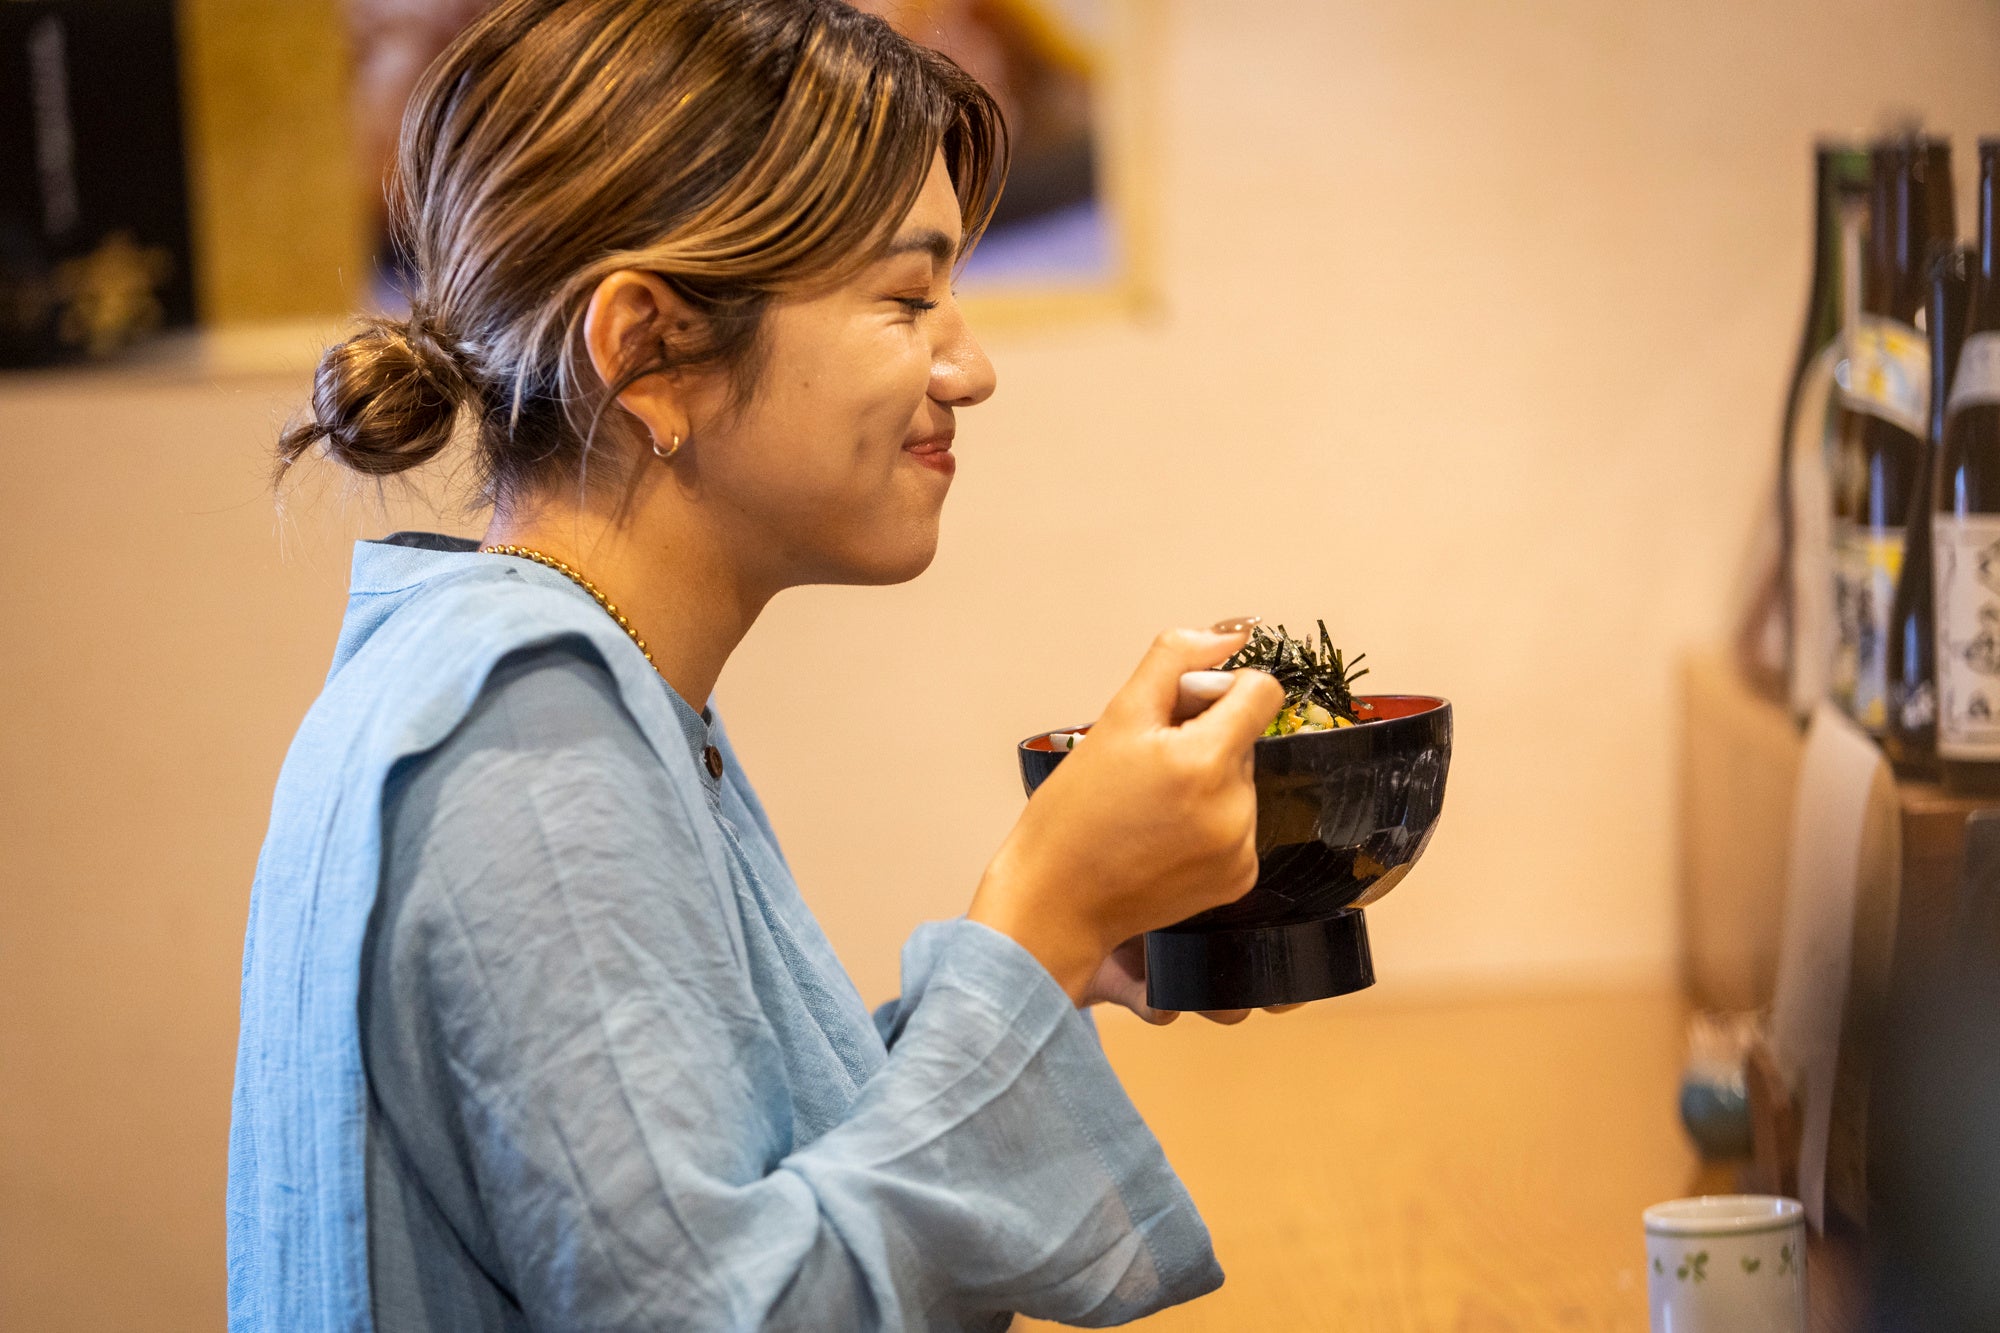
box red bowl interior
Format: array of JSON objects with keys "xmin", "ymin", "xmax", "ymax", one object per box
[
  {"xmin": 1020, "ymin": 694, "xmax": 1446, "ymax": 750},
  {"xmin": 1348, "ymin": 694, "xmax": 1447, "ymax": 722}
]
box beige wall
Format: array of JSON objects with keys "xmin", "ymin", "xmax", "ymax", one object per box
[{"xmin": 7, "ymin": 1, "xmax": 2000, "ymax": 1326}]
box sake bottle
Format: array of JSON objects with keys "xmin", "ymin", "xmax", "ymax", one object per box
[
  {"xmin": 1770, "ymin": 143, "xmax": 1869, "ymax": 709},
  {"xmin": 1885, "ymin": 246, "xmax": 1973, "ymax": 778},
  {"xmin": 1936, "ymin": 140, "xmax": 2000, "ymax": 795},
  {"xmin": 1832, "ymin": 136, "xmax": 1954, "ymax": 735},
  {"xmin": 1789, "ymin": 151, "xmax": 1874, "ymax": 723}
]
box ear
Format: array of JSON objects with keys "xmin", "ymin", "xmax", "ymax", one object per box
[{"xmin": 581, "ymin": 270, "xmax": 699, "ymax": 450}]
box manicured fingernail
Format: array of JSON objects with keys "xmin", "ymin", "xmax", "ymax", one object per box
[{"xmin": 1211, "ymin": 615, "xmax": 1260, "ymax": 634}]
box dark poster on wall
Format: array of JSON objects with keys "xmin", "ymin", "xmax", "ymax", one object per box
[{"xmin": 1, "ymin": 0, "xmax": 196, "ymax": 368}]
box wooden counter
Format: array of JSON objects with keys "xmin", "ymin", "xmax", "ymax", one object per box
[{"xmin": 1022, "ymin": 983, "xmax": 1698, "ymax": 1331}]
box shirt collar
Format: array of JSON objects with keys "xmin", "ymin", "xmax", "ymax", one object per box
[{"xmin": 348, "ymin": 531, "xmax": 481, "ymax": 594}]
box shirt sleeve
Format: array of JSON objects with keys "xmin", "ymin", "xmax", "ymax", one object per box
[
  {"xmin": 871, "ymin": 919, "xmax": 953, "ymax": 1048},
  {"xmin": 364, "ymin": 646, "xmax": 1222, "ymax": 1332}
]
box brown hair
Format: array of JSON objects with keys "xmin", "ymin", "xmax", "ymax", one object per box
[{"xmin": 278, "ymin": 0, "xmax": 1006, "ymax": 501}]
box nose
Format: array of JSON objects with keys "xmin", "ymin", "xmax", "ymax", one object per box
[{"xmin": 931, "ymin": 307, "xmax": 997, "ymax": 408}]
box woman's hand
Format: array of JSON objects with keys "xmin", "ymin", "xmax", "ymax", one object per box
[{"xmin": 968, "ymin": 624, "xmax": 1285, "ymax": 1004}]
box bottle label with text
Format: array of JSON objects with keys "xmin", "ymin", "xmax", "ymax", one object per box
[
  {"xmin": 1948, "ymin": 331, "xmax": 2000, "ymax": 416},
  {"xmin": 1933, "ymin": 513, "xmax": 2000, "ymax": 759},
  {"xmin": 1833, "ymin": 521, "xmax": 1904, "ymax": 734},
  {"xmin": 1838, "ymin": 316, "xmax": 1929, "ymax": 437}
]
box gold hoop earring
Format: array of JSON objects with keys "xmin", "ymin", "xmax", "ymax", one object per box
[{"xmin": 653, "ymin": 431, "xmax": 682, "ymax": 462}]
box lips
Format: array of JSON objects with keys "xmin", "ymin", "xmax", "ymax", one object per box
[{"xmin": 903, "ymin": 434, "xmax": 955, "ymax": 474}]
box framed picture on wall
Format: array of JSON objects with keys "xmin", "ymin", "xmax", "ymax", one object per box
[
  {"xmin": 852, "ymin": 0, "xmax": 1160, "ymax": 325},
  {"xmin": 1, "ymin": 0, "xmax": 197, "ymax": 367},
  {"xmin": 346, "ymin": 0, "xmax": 1159, "ymax": 324}
]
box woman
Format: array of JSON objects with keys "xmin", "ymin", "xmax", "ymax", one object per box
[{"xmin": 228, "ymin": 1, "xmax": 1284, "ymax": 1328}]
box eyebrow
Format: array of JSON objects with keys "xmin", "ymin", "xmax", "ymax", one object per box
[{"xmin": 881, "ymin": 227, "xmax": 959, "ymax": 267}]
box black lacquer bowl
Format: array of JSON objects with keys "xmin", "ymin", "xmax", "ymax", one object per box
[{"xmin": 1018, "ymin": 695, "xmax": 1452, "ymax": 1011}]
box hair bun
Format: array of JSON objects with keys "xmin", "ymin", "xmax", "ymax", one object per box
[{"xmin": 276, "ymin": 315, "xmax": 471, "ymax": 477}]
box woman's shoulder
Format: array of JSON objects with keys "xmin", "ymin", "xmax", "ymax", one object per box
[
  {"xmin": 439, "ymin": 640, "xmax": 640, "ymax": 759},
  {"xmin": 369, "ymin": 636, "xmax": 761, "ymax": 1018},
  {"xmin": 380, "ymin": 642, "xmax": 688, "ymax": 898},
  {"xmin": 293, "ymin": 539, "xmax": 689, "ymax": 786},
  {"xmin": 260, "ymin": 545, "xmax": 714, "ymax": 901},
  {"xmin": 386, "ymin": 642, "xmax": 689, "ymax": 850}
]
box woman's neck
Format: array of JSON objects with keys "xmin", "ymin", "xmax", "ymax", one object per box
[{"xmin": 482, "ymin": 487, "xmax": 774, "ymax": 716}]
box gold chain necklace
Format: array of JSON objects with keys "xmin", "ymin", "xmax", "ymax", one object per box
[{"xmin": 479, "ymin": 544, "xmax": 653, "ymax": 666}]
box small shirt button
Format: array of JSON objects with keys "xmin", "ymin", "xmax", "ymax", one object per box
[{"xmin": 703, "ymin": 745, "xmax": 724, "ymax": 780}]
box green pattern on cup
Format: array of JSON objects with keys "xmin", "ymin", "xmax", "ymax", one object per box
[
  {"xmin": 1653, "ymin": 1256, "xmax": 1664, "ymax": 1275},
  {"xmin": 1778, "ymin": 1242, "xmax": 1797, "ymax": 1276},
  {"xmin": 1675, "ymin": 1250, "xmax": 1710, "ymax": 1283},
  {"xmin": 1741, "ymin": 1255, "xmax": 1761, "ymax": 1273}
]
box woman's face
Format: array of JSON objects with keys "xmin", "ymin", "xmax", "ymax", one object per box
[{"xmin": 686, "ymin": 152, "xmax": 996, "ymax": 590}]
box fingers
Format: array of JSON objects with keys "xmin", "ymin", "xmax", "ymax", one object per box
[
  {"xmin": 1143, "ymin": 1005, "xmax": 1298, "ymax": 1024},
  {"xmin": 1094, "ymin": 968, "xmax": 1178, "ymax": 1025},
  {"xmin": 1171, "ymin": 670, "xmax": 1238, "ymax": 723},
  {"xmin": 1101, "ymin": 625, "xmax": 1256, "ymax": 728},
  {"xmin": 1180, "ymin": 667, "xmax": 1285, "ymax": 748}
]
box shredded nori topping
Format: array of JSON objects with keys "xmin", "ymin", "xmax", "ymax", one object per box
[{"xmin": 1222, "ymin": 620, "xmax": 1369, "ymax": 724}]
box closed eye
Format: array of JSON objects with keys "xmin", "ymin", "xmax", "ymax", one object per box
[{"xmin": 896, "ymin": 297, "xmax": 940, "ymax": 314}]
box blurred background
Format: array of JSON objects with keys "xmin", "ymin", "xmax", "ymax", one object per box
[{"xmin": 8, "ymin": 0, "xmax": 2000, "ymax": 1328}]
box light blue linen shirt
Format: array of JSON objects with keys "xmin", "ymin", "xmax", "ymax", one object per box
[{"xmin": 227, "ymin": 533, "xmax": 1223, "ymax": 1331}]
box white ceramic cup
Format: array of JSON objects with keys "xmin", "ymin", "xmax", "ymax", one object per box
[{"xmin": 1643, "ymin": 1195, "xmax": 1806, "ymax": 1333}]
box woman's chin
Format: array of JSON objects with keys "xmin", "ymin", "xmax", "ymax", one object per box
[
  {"xmin": 854, "ymin": 542, "xmax": 940, "ymax": 586},
  {"xmin": 835, "ymin": 525, "xmax": 942, "ymax": 586}
]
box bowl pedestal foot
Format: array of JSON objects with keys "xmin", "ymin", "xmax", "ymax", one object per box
[{"xmin": 1145, "ymin": 909, "xmax": 1374, "ymax": 1012}]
